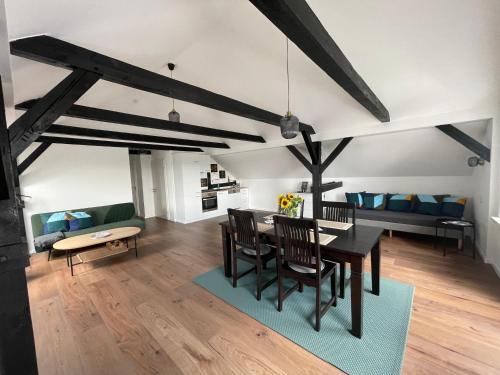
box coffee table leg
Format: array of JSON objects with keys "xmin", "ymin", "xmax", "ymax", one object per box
[
  {"xmin": 134, "ymin": 236, "xmax": 138, "ymax": 258},
  {"xmin": 66, "ymin": 250, "xmax": 69, "ymax": 267},
  {"xmin": 69, "ymin": 250, "xmax": 74, "ymax": 276}
]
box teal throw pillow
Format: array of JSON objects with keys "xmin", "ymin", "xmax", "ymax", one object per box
[
  {"xmin": 362, "ymin": 193, "xmax": 386, "ymax": 210},
  {"xmin": 345, "ymin": 192, "xmax": 363, "ymax": 208},
  {"xmin": 387, "ymin": 194, "xmax": 413, "ymax": 212},
  {"xmin": 44, "ymin": 212, "xmax": 69, "ymax": 234},
  {"xmin": 441, "ymin": 196, "xmax": 467, "ymax": 218},
  {"xmin": 67, "ymin": 211, "xmax": 93, "ymax": 231}
]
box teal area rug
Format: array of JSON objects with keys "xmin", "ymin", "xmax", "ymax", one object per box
[{"xmin": 194, "ymin": 261, "xmax": 414, "ymax": 375}]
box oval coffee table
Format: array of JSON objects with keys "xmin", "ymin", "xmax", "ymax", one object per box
[{"xmin": 53, "ymin": 226, "xmax": 141, "ymax": 276}]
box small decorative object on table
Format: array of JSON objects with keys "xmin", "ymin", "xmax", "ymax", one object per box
[
  {"xmin": 277, "ymin": 192, "xmax": 304, "ymax": 218},
  {"xmin": 91, "ymin": 231, "xmax": 111, "ymax": 239}
]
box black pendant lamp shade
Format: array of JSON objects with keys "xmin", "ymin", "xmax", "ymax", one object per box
[
  {"xmin": 168, "ymin": 63, "xmax": 180, "ymax": 123},
  {"xmin": 280, "ymin": 39, "xmax": 299, "ymax": 139}
]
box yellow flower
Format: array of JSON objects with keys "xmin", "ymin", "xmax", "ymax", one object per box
[
  {"xmin": 281, "ymin": 198, "xmax": 290, "ymax": 209},
  {"xmin": 278, "ymin": 193, "xmax": 285, "ymax": 204},
  {"xmin": 287, "ymin": 193, "xmax": 295, "ymax": 200}
]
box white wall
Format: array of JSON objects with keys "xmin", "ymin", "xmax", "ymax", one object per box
[
  {"xmin": 19, "ymin": 144, "xmax": 133, "ymax": 252},
  {"xmin": 486, "ymin": 111, "xmax": 500, "ymax": 276}
]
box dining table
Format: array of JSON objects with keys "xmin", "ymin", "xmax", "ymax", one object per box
[{"xmin": 219, "ymin": 210, "xmax": 383, "ymax": 338}]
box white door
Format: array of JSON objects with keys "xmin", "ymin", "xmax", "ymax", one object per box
[
  {"xmin": 151, "ymin": 158, "xmax": 166, "ymax": 218},
  {"xmin": 129, "ymin": 154, "xmax": 145, "ymax": 217},
  {"xmin": 140, "ymin": 154, "xmax": 155, "ymax": 218}
]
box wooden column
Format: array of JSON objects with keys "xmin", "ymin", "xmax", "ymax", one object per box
[{"xmin": 0, "ymin": 77, "xmax": 38, "ymax": 374}]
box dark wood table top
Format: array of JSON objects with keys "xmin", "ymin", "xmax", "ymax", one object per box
[{"xmin": 220, "ymin": 210, "xmax": 383, "ymax": 257}]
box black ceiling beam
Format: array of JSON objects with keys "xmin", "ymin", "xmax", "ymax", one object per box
[
  {"xmin": 320, "ymin": 137, "xmax": 353, "ymax": 173},
  {"xmin": 320, "ymin": 181, "xmax": 343, "ymax": 193},
  {"xmin": 45, "ymin": 124, "xmax": 229, "ymax": 149},
  {"xmin": 8, "ymin": 69, "xmax": 100, "ymax": 158},
  {"xmin": 17, "ymin": 100, "xmax": 265, "ymax": 144},
  {"xmin": 250, "ymin": 0, "xmax": 389, "ymax": 123},
  {"xmin": 286, "ymin": 145, "xmax": 312, "ymax": 173},
  {"xmin": 10, "ymin": 35, "xmax": 315, "ymax": 134},
  {"xmin": 436, "ymin": 124, "xmax": 491, "ymax": 162},
  {"xmin": 17, "ymin": 142, "xmax": 51, "ymax": 175},
  {"xmin": 37, "ymin": 136, "xmax": 203, "ymax": 152},
  {"xmin": 301, "ymin": 131, "xmax": 318, "ymax": 165}
]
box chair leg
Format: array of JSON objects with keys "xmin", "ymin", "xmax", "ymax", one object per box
[
  {"xmin": 232, "ymin": 253, "xmax": 238, "ymax": 288},
  {"xmin": 315, "ymin": 286, "xmax": 321, "ymax": 332},
  {"xmin": 339, "ymin": 262, "xmax": 345, "ymax": 299},
  {"xmin": 298, "ymin": 282, "xmax": 304, "ymax": 293},
  {"xmin": 256, "ymin": 264, "xmax": 262, "ymax": 301},
  {"xmin": 277, "ymin": 275, "xmax": 283, "ymax": 312},
  {"xmin": 47, "ymin": 249, "xmax": 52, "ymax": 261},
  {"xmin": 332, "ymin": 267, "xmax": 337, "ymax": 307}
]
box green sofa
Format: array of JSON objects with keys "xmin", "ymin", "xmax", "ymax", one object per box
[{"xmin": 31, "ymin": 202, "xmax": 145, "ymax": 254}]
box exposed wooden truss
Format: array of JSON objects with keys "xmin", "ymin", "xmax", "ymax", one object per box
[
  {"xmin": 8, "ymin": 69, "xmax": 100, "ymax": 158},
  {"xmin": 11, "ymin": 35, "xmax": 315, "ymax": 133},
  {"xmin": 288, "ymin": 135, "xmax": 351, "ymax": 218},
  {"xmin": 17, "ymin": 100, "xmax": 265, "ymax": 144},
  {"xmin": 17, "ymin": 142, "xmax": 51, "ymax": 175},
  {"xmin": 436, "ymin": 124, "xmax": 491, "ymax": 162},
  {"xmin": 37, "ymin": 136, "xmax": 203, "ymax": 152},
  {"xmin": 45, "ymin": 124, "xmax": 229, "ymax": 149},
  {"xmin": 250, "ymin": 0, "xmax": 389, "ymax": 122}
]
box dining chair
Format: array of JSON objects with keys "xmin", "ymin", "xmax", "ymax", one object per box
[
  {"xmin": 320, "ymin": 201, "xmax": 356, "ymax": 299},
  {"xmin": 227, "ymin": 208, "xmax": 277, "ymax": 301},
  {"xmin": 273, "ymin": 215, "xmax": 337, "ymax": 331}
]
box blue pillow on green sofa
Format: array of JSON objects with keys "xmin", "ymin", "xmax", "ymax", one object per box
[
  {"xmin": 414, "ymin": 194, "xmax": 446, "ymax": 216},
  {"xmin": 67, "ymin": 211, "xmax": 93, "ymax": 231},
  {"xmin": 362, "ymin": 193, "xmax": 386, "ymax": 210},
  {"xmin": 44, "ymin": 212, "xmax": 69, "ymax": 234},
  {"xmin": 345, "ymin": 192, "xmax": 364, "ymax": 208},
  {"xmin": 387, "ymin": 194, "xmax": 413, "ymax": 212},
  {"xmin": 441, "ymin": 196, "xmax": 467, "ymax": 218}
]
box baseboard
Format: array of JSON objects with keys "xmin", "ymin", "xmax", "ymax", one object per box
[{"xmin": 490, "ymin": 261, "xmax": 500, "ymax": 279}]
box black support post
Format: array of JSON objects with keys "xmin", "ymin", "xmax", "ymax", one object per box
[{"xmin": 0, "ymin": 77, "xmax": 38, "ymax": 375}]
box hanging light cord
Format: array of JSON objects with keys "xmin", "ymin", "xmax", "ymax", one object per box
[
  {"xmin": 170, "ymin": 69, "xmax": 175, "ymax": 110},
  {"xmin": 286, "ymin": 37, "xmax": 290, "ymax": 114}
]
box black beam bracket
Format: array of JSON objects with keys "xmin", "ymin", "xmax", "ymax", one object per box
[{"xmin": 436, "ymin": 124, "xmax": 490, "ymax": 162}]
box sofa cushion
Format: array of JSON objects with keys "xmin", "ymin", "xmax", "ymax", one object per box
[
  {"xmin": 441, "ymin": 196, "xmax": 467, "ymax": 218},
  {"xmin": 63, "ymin": 217, "xmax": 146, "ymax": 238},
  {"xmin": 67, "ymin": 211, "xmax": 94, "ymax": 231},
  {"xmin": 44, "ymin": 212, "xmax": 69, "ymax": 234},
  {"xmin": 361, "ymin": 193, "xmax": 386, "ymax": 210},
  {"xmin": 345, "ymin": 192, "xmax": 364, "ymax": 208},
  {"xmin": 104, "ymin": 203, "xmax": 136, "ymax": 224},
  {"xmin": 387, "ymin": 194, "xmax": 413, "ymax": 212},
  {"xmin": 356, "ymin": 209, "xmax": 454, "ymax": 227},
  {"xmin": 414, "ymin": 194, "xmax": 443, "ymax": 216}
]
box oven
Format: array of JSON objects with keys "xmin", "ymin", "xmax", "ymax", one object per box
[{"xmin": 202, "ymin": 191, "xmax": 218, "ymax": 212}]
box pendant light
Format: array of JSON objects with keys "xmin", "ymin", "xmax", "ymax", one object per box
[
  {"xmin": 167, "ymin": 63, "xmax": 180, "ymax": 123},
  {"xmin": 280, "ymin": 38, "xmax": 299, "ymax": 139}
]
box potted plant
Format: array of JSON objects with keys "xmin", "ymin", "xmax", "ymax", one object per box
[{"xmin": 278, "ymin": 193, "xmax": 304, "ymax": 218}]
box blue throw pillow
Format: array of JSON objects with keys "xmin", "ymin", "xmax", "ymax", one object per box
[
  {"xmin": 441, "ymin": 196, "xmax": 467, "ymax": 218},
  {"xmin": 67, "ymin": 211, "xmax": 93, "ymax": 231},
  {"xmin": 44, "ymin": 212, "xmax": 69, "ymax": 234},
  {"xmin": 345, "ymin": 192, "xmax": 363, "ymax": 208},
  {"xmin": 387, "ymin": 194, "xmax": 413, "ymax": 212},
  {"xmin": 362, "ymin": 193, "xmax": 386, "ymax": 210},
  {"xmin": 414, "ymin": 194, "xmax": 442, "ymax": 216}
]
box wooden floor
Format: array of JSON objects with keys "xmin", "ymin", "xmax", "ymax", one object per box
[{"xmin": 26, "ymin": 217, "xmax": 500, "ymax": 374}]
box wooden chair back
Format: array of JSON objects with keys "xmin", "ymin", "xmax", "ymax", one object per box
[
  {"xmin": 321, "ymin": 201, "xmax": 356, "ymax": 224},
  {"xmin": 273, "ymin": 215, "xmax": 321, "ymax": 272},
  {"xmin": 227, "ymin": 208, "xmax": 261, "ymax": 253}
]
